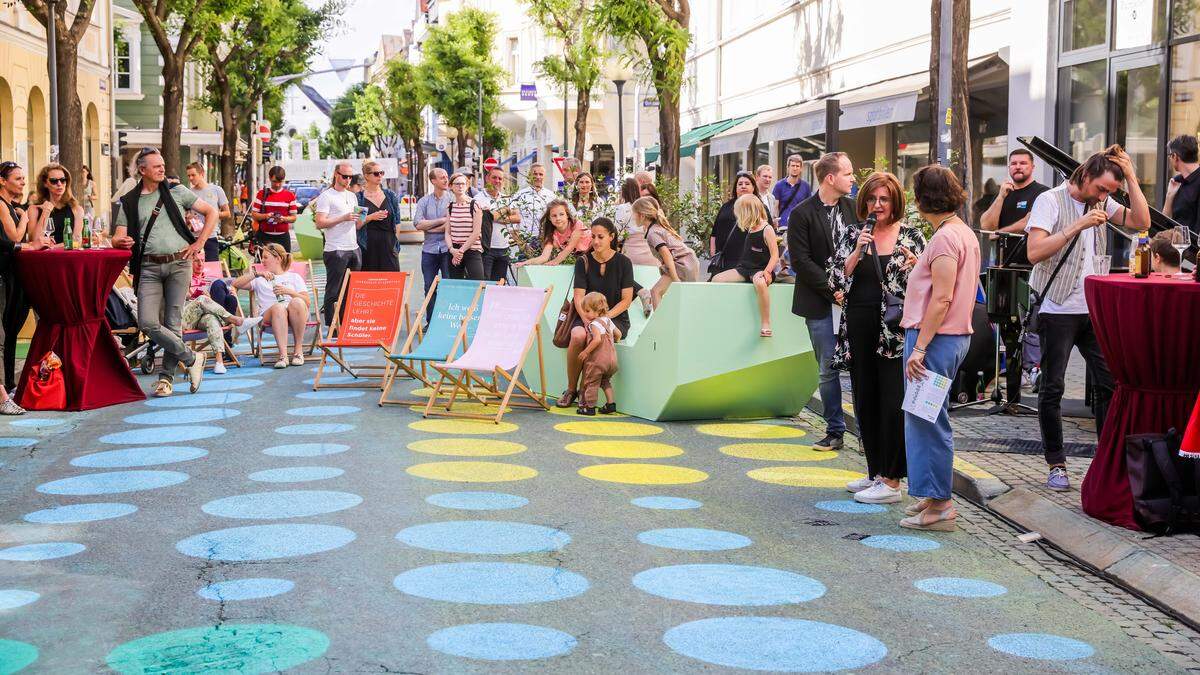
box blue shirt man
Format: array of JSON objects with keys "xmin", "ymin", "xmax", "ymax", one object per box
[
  {"xmin": 773, "ymin": 154, "xmax": 813, "ymax": 230},
  {"xmin": 414, "ymin": 168, "xmax": 453, "ymax": 320}
]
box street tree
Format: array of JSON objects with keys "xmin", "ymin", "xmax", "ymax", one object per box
[
  {"xmin": 928, "ymin": 0, "xmax": 974, "ymax": 214},
  {"xmin": 526, "ymin": 0, "xmax": 604, "ymax": 163},
  {"xmin": 18, "ymin": 0, "xmax": 97, "ymax": 180},
  {"xmin": 592, "ymin": 0, "xmax": 689, "ymax": 180},
  {"xmin": 323, "ymin": 82, "xmax": 371, "ymax": 159},
  {"xmin": 382, "ymin": 60, "xmax": 430, "ymax": 195}
]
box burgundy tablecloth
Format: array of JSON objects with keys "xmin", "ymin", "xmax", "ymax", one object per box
[
  {"xmin": 1081, "ymin": 274, "xmax": 1200, "ymax": 529},
  {"xmin": 15, "ymin": 248, "xmax": 145, "ymax": 410}
]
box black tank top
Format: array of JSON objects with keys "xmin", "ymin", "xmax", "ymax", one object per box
[
  {"xmin": 0, "ymin": 198, "xmax": 19, "ymax": 243},
  {"xmin": 737, "ymin": 227, "xmax": 771, "ymax": 272},
  {"xmin": 848, "ymin": 253, "xmax": 892, "ymax": 307},
  {"xmin": 48, "ymin": 205, "xmax": 73, "ymax": 244}
]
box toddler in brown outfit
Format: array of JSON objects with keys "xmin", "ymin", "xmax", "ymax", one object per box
[{"xmin": 576, "ymin": 292, "xmax": 621, "ymax": 415}]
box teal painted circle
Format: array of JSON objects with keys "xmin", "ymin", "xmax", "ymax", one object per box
[
  {"xmin": 0, "ymin": 438, "xmax": 35, "ymax": 448},
  {"xmin": 633, "ymin": 564, "xmax": 824, "ymax": 606},
  {"xmin": 988, "ymin": 633, "xmax": 1095, "ymax": 660},
  {"xmin": 197, "ymin": 579, "xmax": 294, "ymax": 601},
  {"xmin": 426, "ymin": 492, "xmax": 529, "ymax": 510},
  {"xmin": 37, "ymin": 471, "xmax": 189, "ymax": 495},
  {"xmin": 0, "ymin": 590, "xmax": 39, "ymax": 610},
  {"xmin": 144, "ymin": 392, "xmax": 252, "ymax": 408},
  {"xmin": 71, "ymin": 446, "xmax": 207, "ymax": 468},
  {"xmin": 176, "ymin": 524, "xmax": 357, "ymax": 561},
  {"xmin": 123, "ymin": 408, "xmax": 240, "ymax": 425},
  {"xmin": 303, "ymin": 375, "xmax": 358, "ymax": 385},
  {"xmin": 914, "ymin": 577, "xmax": 1007, "ymax": 598},
  {"xmin": 296, "ymin": 390, "xmax": 365, "ymax": 400},
  {"xmin": 814, "ymin": 500, "xmax": 887, "ymax": 514},
  {"xmin": 861, "ymin": 535, "xmax": 941, "ymax": 552},
  {"xmin": 262, "ymin": 443, "xmax": 349, "ymax": 457},
  {"xmin": 396, "ymin": 521, "xmax": 569, "ymax": 554},
  {"xmin": 0, "ymin": 639, "xmax": 37, "ymax": 674},
  {"xmin": 427, "ymin": 623, "xmax": 577, "ymax": 661},
  {"xmin": 285, "ymin": 406, "xmax": 361, "ymax": 417},
  {"xmin": 631, "ymin": 496, "xmax": 702, "ymax": 510},
  {"xmin": 23, "ymin": 503, "xmax": 138, "ymax": 524},
  {"xmin": 206, "ymin": 366, "xmax": 275, "ymax": 378},
  {"xmin": 0, "ymin": 542, "xmax": 85, "ymax": 561},
  {"xmin": 99, "ymin": 426, "xmax": 225, "ymax": 444},
  {"xmin": 275, "ymin": 423, "xmax": 354, "ymax": 436},
  {"xmin": 394, "ymin": 562, "xmax": 589, "ymax": 605},
  {"xmin": 664, "ymin": 617, "xmax": 887, "ymax": 672},
  {"xmin": 202, "ymin": 491, "xmax": 362, "ymax": 519},
  {"xmin": 196, "ymin": 378, "xmax": 263, "ymax": 392},
  {"xmin": 106, "ymin": 623, "xmax": 328, "ymax": 674},
  {"xmin": 10, "ymin": 418, "xmax": 66, "ymax": 428},
  {"xmin": 248, "ymin": 467, "xmax": 344, "ymax": 483},
  {"xmin": 637, "ymin": 528, "xmax": 751, "ymax": 551}
]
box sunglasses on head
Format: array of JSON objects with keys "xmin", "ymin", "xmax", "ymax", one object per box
[
  {"xmin": 0, "ymin": 161, "xmax": 17, "ymax": 172},
  {"xmin": 47, "ymin": 177, "xmax": 68, "ymax": 185}
]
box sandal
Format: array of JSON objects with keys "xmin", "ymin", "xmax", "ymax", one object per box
[
  {"xmin": 599, "ymin": 402, "xmax": 618, "ymax": 415},
  {"xmin": 555, "ymin": 390, "xmax": 578, "ymax": 408},
  {"xmin": 899, "ymin": 506, "xmax": 958, "ymax": 532},
  {"xmin": 576, "ymin": 406, "xmax": 596, "ymax": 416},
  {"xmin": 0, "ymin": 399, "xmax": 26, "ymax": 415},
  {"xmin": 904, "ymin": 498, "xmax": 932, "ymax": 517},
  {"xmin": 760, "ymin": 328, "xmax": 773, "ymax": 338}
]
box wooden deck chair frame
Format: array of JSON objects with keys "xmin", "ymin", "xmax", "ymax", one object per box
[
  {"xmin": 422, "ymin": 285, "xmax": 553, "ymax": 424},
  {"xmin": 312, "ymin": 270, "xmax": 410, "ymax": 390},
  {"xmin": 249, "ymin": 261, "xmax": 323, "ymax": 363},
  {"xmin": 378, "ymin": 277, "xmax": 488, "ymax": 406}
]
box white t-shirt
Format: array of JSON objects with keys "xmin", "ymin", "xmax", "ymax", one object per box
[
  {"xmin": 250, "ymin": 271, "xmax": 308, "ymax": 317},
  {"xmin": 511, "ymin": 186, "xmax": 557, "ymax": 236},
  {"xmin": 614, "ymin": 203, "xmax": 635, "ymax": 233},
  {"xmin": 1026, "ymin": 184, "xmax": 1123, "ymax": 314},
  {"xmin": 314, "ymin": 188, "xmax": 359, "ymax": 252},
  {"xmin": 589, "ymin": 316, "xmax": 617, "ymax": 338},
  {"xmin": 474, "ymin": 190, "xmax": 511, "ymax": 249}
]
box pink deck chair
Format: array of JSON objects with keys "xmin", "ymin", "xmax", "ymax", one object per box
[
  {"xmin": 247, "ymin": 261, "xmax": 323, "ymax": 363},
  {"xmin": 184, "ymin": 259, "xmax": 242, "ymax": 370},
  {"xmin": 423, "ymin": 284, "xmax": 553, "ymax": 423}
]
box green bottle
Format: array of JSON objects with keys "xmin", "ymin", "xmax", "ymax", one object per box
[
  {"xmin": 82, "ymin": 217, "xmax": 92, "ymax": 249},
  {"xmin": 63, "ymin": 216, "xmax": 74, "ymax": 250}
]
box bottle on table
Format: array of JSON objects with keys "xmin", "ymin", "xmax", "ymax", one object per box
[
  {"xmin": 63, "ymin": 217, "xmax": 74, "ymax": 251},
  {"xmin": 81, "ymin": 217, "xmax": 92, "ymax": 250},
  {"xmin": 1132, "ymin": 231, "xmax": 1151, "ymax": 279}
]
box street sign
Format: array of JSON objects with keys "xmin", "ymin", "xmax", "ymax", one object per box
[
  {"xmin": 464, "ymin": 146, "xmax": 474, "ymax": 161},
  {"xmin": 520, "ymin": 84, "xmax": 537, "ymax": 101},
  {"xmin": 482, "ymin": 157, "xmax": 499, "ymax": 172},
  {"xmin": 257, "ymin": 121, "xmax": 272, "ymax": 142}
]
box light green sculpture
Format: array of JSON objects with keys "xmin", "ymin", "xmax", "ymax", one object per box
[{"xmin": 519, "ymin": 265, "xmax": 818, "ymax": 421}]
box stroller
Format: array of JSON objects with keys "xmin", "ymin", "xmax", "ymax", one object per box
[{"xmin": 106, "ymin": 285, "xmax": 149, "ymax": 369}]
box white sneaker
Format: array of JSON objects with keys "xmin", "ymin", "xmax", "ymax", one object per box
[
  {"xmin": 274, "ymin": 359, "xmax": 288, "ymax": 369},
  {"xmin": 213, "ymin": 362, "xmax": 227, "ymax": 375},
  {"xmin": 235, "ymin": 316, "xmax": 263, "ymax": 338},
  {"xmin": 854, "ymin": 480, "xmax": 903, "ymax": 504},
  {"xmin": 846, "ymin": 476, "xmax": 874, "ymax": 492}
]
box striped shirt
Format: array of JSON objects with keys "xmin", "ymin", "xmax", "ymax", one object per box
[
  {"xmin": 447, "ymin": 200, "xmax": 482, "ymax": 252},
  {"xmin": 252, "ymin": 188, "xmax": 299, "ymax": 233}
]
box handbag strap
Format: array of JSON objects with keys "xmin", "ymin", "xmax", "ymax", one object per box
[{"xmin": 1030, "ymin": 233, "xmax": 1080, "ymax": 305}]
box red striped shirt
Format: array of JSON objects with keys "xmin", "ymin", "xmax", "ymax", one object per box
[{"xmin": 253, "ymin": 188, "xmax": 299, "ymax": 233}]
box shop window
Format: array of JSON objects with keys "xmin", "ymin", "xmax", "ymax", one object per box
[
  {"xmin": 1171, "ymin": 0, "xmax": 1200, "ymax": 37},
  {"xmin": 894, "ymin": 122, "xmax": 930, "ymax": 188},
  {"xmin": 1060, "ymin": 60, "xmax": 1108, "ymax": 160},
  {"xmin": 1114, "ymin": 62, "xmax": 1161, "ymax": 201},
  {"xmin": 1170, "ymin": 41, "xmax": 1200, "ymax": 137},
  {"xmin": 1063, "ymin": 0, "xmax": 1108, "ymax": 51},
  {"xmin": 754, "ymin": 143, "xmax": 769, "ymax": 172},
  {"xmin": 1113, "ymin": 0, "xmax": 1166, "ymax": 49}
]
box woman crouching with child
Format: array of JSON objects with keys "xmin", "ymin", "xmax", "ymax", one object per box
[
  {"xmin": 710, "ymin": 194, "xmax": 780, "ymax": 337},
  {"xmin": 576, "ymin": 292, "xmax": 620, "ymax": 415}
]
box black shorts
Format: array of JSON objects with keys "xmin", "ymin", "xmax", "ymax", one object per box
[{"xmin": 257, "ymin": 231, "xmax": 291, "ymax": 252}]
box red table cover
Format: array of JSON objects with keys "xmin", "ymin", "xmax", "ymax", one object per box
[
  {"xmin": 1081, "ymin": 274, "xmax": 1200, "ymax": 530},
  {"xmin": 15, "ymin": 248, "xmax": 145, "ymax": 410}
]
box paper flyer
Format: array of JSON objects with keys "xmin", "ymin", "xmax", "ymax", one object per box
[{"xmin": 902, "ymin": 371, "xmax": 952, "ymax": 423}]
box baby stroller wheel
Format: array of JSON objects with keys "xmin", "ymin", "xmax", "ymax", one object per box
[{"xmin": 140, "ymin": 353, "xmax": 154, "ymax": 374}]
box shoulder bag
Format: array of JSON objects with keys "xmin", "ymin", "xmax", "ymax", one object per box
[
  {"xmin": 552, "ymin": 255, "xmax": 588, "ymax": 348},
  {"xmin": 867, "ymin": 241, "xmax": 905, "ymax": 331},
  {"xmin": 1027, "ymin": 233, "xmax": 1079, "ymax": 333},
  {"xmin": 707, "ymin": 209, "xmax": 745, "ymax": 278}
]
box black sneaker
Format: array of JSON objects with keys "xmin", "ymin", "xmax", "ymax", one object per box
[
  {"xmin": 813, "ymin": 434, "xmax": 844, "ymax": 451},
  {"xmin": 576, "ymin": 406, "xmax": 596, "ymax": 416},
  {"xmin": 599, "ymin": 402, "xmax": 618, "ymax": 415}
]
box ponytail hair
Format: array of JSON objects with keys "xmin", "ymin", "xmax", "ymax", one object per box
[
  {"xmin": 263, "ymin": 242, "xmax": 293, "ymax": 271},
  {"xmin": 632, "ymin": 196, "xmax": 679, "ymax": 239}
]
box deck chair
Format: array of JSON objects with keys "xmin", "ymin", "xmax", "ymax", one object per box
[
  {"xmin": 312, "ymin": 270, "xmax": 409, "ymax": 389},
  {"xmin": 423, "ymin": 285, "xmax": 553, "ymax": 424},
  {"xmin": 183, "ymin": 260, "xmax": 242, "ymax": 370},
  {"xmin": 248, "ymin": 261, "xmax": 323, "ymax": 363},
  {"xmin": 378, "ymin": 277, "xmax": 489, "ymax": 406}
]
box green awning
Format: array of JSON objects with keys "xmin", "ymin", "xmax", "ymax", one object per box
[{"xmin": 644, "ymin": 114, "xmax": 754, "ymax": 164}]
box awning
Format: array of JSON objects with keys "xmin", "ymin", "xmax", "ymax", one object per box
[
  {"xmin": 121, "ymin": 128, "xmax": 225, "ymax": 150},
  {"xmin": 644, "ymin": 114, "xmax": 755, "ymax": 163},
  {"xmin": 709, "ymin": 112, "xmax": 773, "ymax": 157}
]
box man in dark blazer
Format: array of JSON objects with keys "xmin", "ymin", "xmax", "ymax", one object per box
[{"xmin": 787, "ymin": 152, "xmax": 857, "ymax": 450}]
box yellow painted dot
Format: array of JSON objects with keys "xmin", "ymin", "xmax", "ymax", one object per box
[
  {"xmin": 409, "ymin": 419, "xmax": 518, "ymax": 435},
  {"xmin": 747, "ymin": 466, "xmax": 866, "ymax": 488},
  {"xmin": 407, "ymin": 461, "xmax": 537, "ymax": 482},
  {"xmin": 578, "ymin": 463, "xmax": 708, "ymax": 485},
  {"xmin": 566, "ymin": 440, "xmax": 683, "ymax": 459},
  {"xmin": 410, "ymin": 402, "xmax": 511, "ymax": 416},
  {"xmin": 554, "ymin": 421, "xmax": 663, "ymax": 437},
  {"xmin": 408, "ymin": 438, "xmax": 527, "ymax": 457},
  {"xmin": 409, "ymin": 386, "xmax": 490, "ymax": 399},
  {"xmin": 548, "ymin": 406, "xmax": 627, "ymax": 418},
  {"xmin": 719, "ymin": 443, "xmax": 833, "ymax": 462},
  {"xmin": 695, "ymin": 423, "xmax": 805, "ymax": 439}
]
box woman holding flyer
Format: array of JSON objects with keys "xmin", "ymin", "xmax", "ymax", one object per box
[{"xmin": 897, "ymin": 166, "xmax": 980, "ymax": 532}]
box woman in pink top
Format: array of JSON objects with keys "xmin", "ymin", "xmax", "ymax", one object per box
[{"xmin": 898, "ymin": 165, "xmax": 980, "ymax": 533}]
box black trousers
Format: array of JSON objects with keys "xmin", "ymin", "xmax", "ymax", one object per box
[
  {"xmin": 1036, "ymin": 312, "xmax": 1113, "ymax": 466},
  {"xmin": 449, "ymin": 249, "xmax": 485, "ymax": 281},
  {"xmin": 846, "ymin": 305, "xmax": 906, "ymax": 480},
  {"xmin": 483, "ymin": 247, "xmax": 510, "ymax": 282},
  {"xmin": 3, "ymin": 274, "xmax": 29, "ymax": 389},
  {"xmin": 322, "ymin": 249, "xmax": 361, "ymax": 327}
]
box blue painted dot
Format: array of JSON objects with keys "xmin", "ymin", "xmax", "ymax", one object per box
[
  {"xmin": 0, "ymin": 590, "xmax": 39, "ymax": 609},
  {"xmin": 296, "ymin": 390, "xmax": 366, "ymax": 400},
  {"xmin": 144, "ymin": 392, "xmax": 253, "ymax": 408},
  {"xmin": 0, "ymin": 542, "xmax": 86, "ymax": 561},
  {"xmin": 397, "ymin": 521, "xmax": 569, "ymax": 555},
  {"xmin": 23, "ymin": 503, "xmax": 138, "ymax": 524},
  {"xmin": 124, "ymin": 408, "xmax": 240, "ymax": 425},
  {"xmin": 633, "ymin": 564, "xmax": 825, "ymax": 606},
  {"xmin": 303, "ymin": 375, "xmax": 359, "ymax": 386},
  {"xmin": 0, "ymin": 437, "xmax": 35, "ymax": 448},
  {"xmin": 914, "ymin": 577, "xmax": 1007, "ymax": 598},
  {"xmin": 631, "ymin": 496, "xmax": 702, "ymax": 510},
  {"xmin": 249, "ymin": 467, "xmax": 345, "ymax": 483},
  {"xmin": 394, "ymin": 562, "xmax": 589, "ymax": 605},
  {"xmin": 197, "ymin": 578, "xmax": 295, "ymax": 601},
  {"xmin": 176, "ymin": 524, "xmax": 357, "ymax": 561},
  {"xmin": 71, "ymin": 446, "xmax": 207, "ymax": 468},
  {"xmin": 209, "ymin": 366, "xmax": 275, "ymax": 378},
  {"xmin": 196, "ymin": 378, "xmax": 264, "ymax": 392},
  {"xmin": 285, "ymin": 406, "xmax": 361, "ymax": 417},
  {"xmin": 664, "ymin": 617, "xmax": 888, "ymax": 672},
  {"xmin": 861, "ymin": 535, "xmax": 941, "ymax": 552},
  {"xmin": 428, "ymin": 623, "xmax": 577, "ymax": 661},
  {"xmin": 275, "ymin": 423, "xmax": 355, "ymax": 436},
  {"xmin": 202, "ymin": 491, "xmax": 362, "ymax": 519},
  {"xmin": 10, "ymin": 417, "xmax": 66, "ymax": 428},
  {"xmin": 815, "ymin": 500, "xmax": 888, "ymax": 514},
  {"xmin": 36, "ymin": 470, "xmax": 189, "ymax": 495},
  {"xmin": 263, "ymin": 443, "xmax": 349, "ymax": 457},
  {"xmin": 637, "ymin": 528, "xmax": 752, "ymax": 551},
  {"xmin": 426, "ymin": 492, "xmax": 529, "ymax": 511},
  {"xmin": 0, "ymin": 639, "xmax": 37, "ymax": 672},
  {"xmin": 100, "ymin": 426, "xmax": 225, "ymax": 444},
  {"xmin": 987, "ymin": 633, "xmax": 1095, "ymax": 661}
]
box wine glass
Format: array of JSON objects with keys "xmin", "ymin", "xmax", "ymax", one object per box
[{"xmin": 1173, "ymin": 225, "xmax": 1191, "ymax": 278}]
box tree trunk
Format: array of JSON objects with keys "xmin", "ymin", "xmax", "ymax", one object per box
[
  {"xmin": 574, "ymin": 88, "xmax": 590, "ymax": 162},
  {"xmin": 456, "ymin": 126, "xmax": 467, "ymax": 168},
  {"xmin": 52, "ymin": 38, "xmax": 84, "ymax": 181},
  {"xmin": 219, "ymin": 110, "xmax": 239, "ymax": 236},
  {"xmin": 161, "ymin": 59, "xmax": 185, "ymax": 174},
  {"xmin": 412, "ymin": 139, "xmax": 426, "ymax": 198},
  {"xmin": 657, "ymin": 92, "xmax": 681, "ymax": 180},
  {"xmin": 951, "ymin": 0, "xmax": 973, "ymax": 218}
]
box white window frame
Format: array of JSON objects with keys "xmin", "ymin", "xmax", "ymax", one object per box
[{"xmin": 113, "ymin": 10, "xmax": 143, "ymax": 99}]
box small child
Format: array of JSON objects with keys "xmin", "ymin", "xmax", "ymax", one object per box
[
  {"xmin": 576, "ymin": 291, "xmax": 621, "ymax": 416},
  {"xmin": 710, "ymin": 194, "xmax": 780, "ymax": 337}
]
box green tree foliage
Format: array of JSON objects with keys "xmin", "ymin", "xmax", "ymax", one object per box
[
  {"xmin": 383, "ymin": 59, "xmax": 431, "ymax": 196},
  {"xmin": 323, "ymin": 82, "xmax": 371, "ymax": 159},
  {"xmin": 526, "ymin": 0, "xmax": 604, "ymax": 162}
]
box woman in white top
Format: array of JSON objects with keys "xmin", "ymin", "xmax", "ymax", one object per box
[{"xmin": 232, "ymin": 243, "xmax": 310, "ymax": 368}]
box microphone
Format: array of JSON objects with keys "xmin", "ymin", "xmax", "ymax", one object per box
[{"xmin": 862, "ymin": 214, "xmax": 877, "ymax": 233}]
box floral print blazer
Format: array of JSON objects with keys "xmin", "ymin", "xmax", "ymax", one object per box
[{"xmin": 827, "ymin": 219, "xmax": 927, "ymax": 369}]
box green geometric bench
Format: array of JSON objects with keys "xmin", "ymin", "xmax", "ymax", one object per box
[{"xmin": 518, "ymin": 265, "xmax": 818, "ymax": 421}]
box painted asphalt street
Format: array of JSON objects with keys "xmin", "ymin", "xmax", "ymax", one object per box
[{"xmin": 0, "ymin": 356, "xmax": 1189, "ymax": 672}]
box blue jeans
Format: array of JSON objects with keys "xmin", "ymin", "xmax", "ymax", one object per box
[
  {"xmin": 903, "ymin": 329, "xmax": 970, "ymax": 500},
  {"xmin": 421, "ymin": 250, "xmax": 451, "ymax": 322},
  {"xmin": 805, "ymin": 314, "xmax": 845, "ymax": 436}
]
